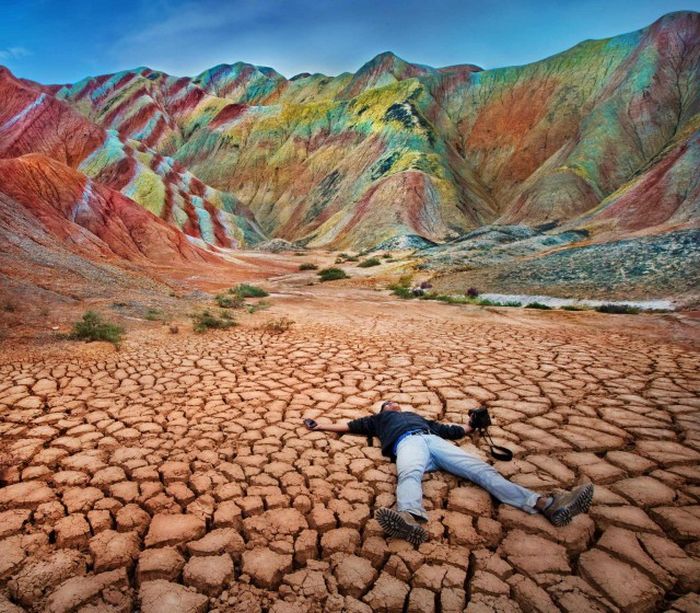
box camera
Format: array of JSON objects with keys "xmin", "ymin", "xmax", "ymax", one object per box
[{"xmin": 468, "ymin": 407, "xmax": 492, "ymax": 430}]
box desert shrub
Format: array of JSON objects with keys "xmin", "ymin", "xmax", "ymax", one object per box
[
  {"xmin": 69, "ymin": 311, "xmax": 124, "ymax": 347},
  {"xmin": 596, "ymin": 304, "xmax": 640, "ymax": 314},
  {"xmin": 216, "ymin": 293, "xmax": 245, "ymax": 309},
  {"xmin": 299, "ymin": 263, "xmax": 318, "ymax": 271},
  {"xmin": 2, "ymin": 301, "xmax": 16, "ymax": 313},
  {"xmin": 261, "ymin": 317, "xmax": 295, "ymax": 334},
  {"xmin": 562, "ymin": 305, "xmax": 586, "ymax": 311},
  {"xmin": 358, "ymin": 258, "xmax": 381, "ymax": 268},
  {"xmin": 191, "ymin": 310, "xmax": 237, "ymax": 333},
  {"xmin": 389, "ymin": 285, "xmax": 414, "ymax": 299},
  {"xmin": 526, "ymin": 302, "xmax": 553, "ymax": 310},
  {"xmin": 503, "ymin": 301, "xmax": 522, "ymax": 307},
  {"xmin": 382, "ymin": 253, "xmax": 392, "ymax": 259},
  {"xmin": 345, "ymin": 255, "xmax": 359, "ymax": 262},
  {"xmin": 475, "ymin": 298, "xmax": 499, "ymax": 306},
  {"xmin": 466, "ymin": 287, "xmax": 479, "ymax": 298},
  {"xmin": 246, "ymin": 300, "xmax": 271, "ymax": 314},
  {"xmin": 318, "ymin": 267, "xmax": 349, "ymax": 282},
  {"xmin": 145, "ymin": 308, "xmax": 163, "ymax": 321},
  {"xmin": 233, "ymin": 284, "xmax": 269, "ymax": 298},
  {"xmin": 294, "ymin": 252, "xmax": 306, "ymax": 256}
]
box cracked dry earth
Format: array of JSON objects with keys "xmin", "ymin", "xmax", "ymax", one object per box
[{"xmin": 0, "ymin": 292, "xmax": 699, "ymax": 613}]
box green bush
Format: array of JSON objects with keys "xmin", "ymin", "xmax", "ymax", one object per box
[
  {"xmin": 299, "ymin": 262, "xmax": 318, "ymax": 271},
  {"xmin": 596, "ymin": 304, "xmax": 640, "ymax": 314},
  {"xmin": 562, "ymin": 305, "xmax": 587, "ymax": 311},
  {"xmin": 382, "ymin": 253, "xmax": 392, "ymax": 259},
  {"xmin": 233, "ymin": 284, "xmax": 269, "ymax": 298},
  {"xmin": 69, "ymin": 311, "xmax": 124, "ymax": 347},
  {"xmin": 358, "ymin": 258, "xmax": 381, "ymax": 268},
  {"xmin": 526, "ymin": 302, "xmax": 553, "ymax": 310},
  {"xmin": 503, "ymin": 301, "xmax": 522, "ymax": 307},
  {"xmin": 216, "ymin": 293, "xmax": 245, "ymax": 309},
  {"xmin": 389, "ymin": 285, "xmax": 414, "ymax": 299},
  {"xmin": 191, "ymin": 310, "xmax": 237, "ymax": 333},
  {"xmin": 246, "ymin": 300, "xmax": 271, "ymax": 314},
  {"xmin": 318, "ymin": 268, "xmax": 349, "ymax": 282},
  {"xmin": 145, "ymin": 308, "xmax": 163, "ymax": 321}
]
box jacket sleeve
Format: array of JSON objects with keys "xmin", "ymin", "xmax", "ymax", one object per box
[
  {"xmin": 428, "ymin": 421, "xmax": 466, "ymax": 440},
  {"xmin": 347, "ymin": 415, "xmax": 378, "ymax": 436}
]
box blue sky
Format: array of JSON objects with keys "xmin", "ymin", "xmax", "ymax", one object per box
[{"xmin": 2, "ymin": 0, "xmax": 699, "ymax": 83}]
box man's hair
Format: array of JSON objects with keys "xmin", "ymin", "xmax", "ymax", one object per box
[{"xmin": 379, "ymin": 400, "xmax": 392, "ymax": 413}]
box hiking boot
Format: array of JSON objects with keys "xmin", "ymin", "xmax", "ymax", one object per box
[
  {"xmin": 375, "ymin": 507, "xmax": 429, "ymax": 545},
  {"xmin": 542, "ymin": 484, "xmax": 594, "ymax": 527}
]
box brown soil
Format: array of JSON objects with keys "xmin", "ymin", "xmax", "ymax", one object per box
[{"xmin": 0, "ymin": 253, "xmax": 699, "ymax": 612}]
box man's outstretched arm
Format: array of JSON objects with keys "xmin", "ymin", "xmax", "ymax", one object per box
[
  {"xmin": 312, "ymin": 421, "xmax": 351, "ymax": 433},
  {"xmin": 305, "ymin": 414, "xmax": 377, "ymax": 436}
]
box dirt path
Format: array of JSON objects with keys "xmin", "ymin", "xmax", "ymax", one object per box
[{"xmin": 0, "ymin": 284, "xmax": 699, "ymax": 612}]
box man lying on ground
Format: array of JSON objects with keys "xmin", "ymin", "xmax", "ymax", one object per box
[{"xmin": 305, "ymin": 400, "xmax": 593, "ymax": 545}]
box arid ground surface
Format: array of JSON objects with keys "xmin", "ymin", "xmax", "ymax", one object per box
[{"xmin": 1, "ymin": 262, "xmax": 699, "ymax": 613}]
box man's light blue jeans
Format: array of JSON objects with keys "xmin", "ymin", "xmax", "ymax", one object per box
[{"xmin": 395, "ymin": 433, "xmax": 540, "ymax": 520}]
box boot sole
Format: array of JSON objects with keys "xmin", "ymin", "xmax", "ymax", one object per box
[
  {"xmin": 549, "ymin": 484, "xmax": 594, "ymax": 527},
  {"xmin": 376, "ymin": 508, "xmax": 428, "ymax": 545}
]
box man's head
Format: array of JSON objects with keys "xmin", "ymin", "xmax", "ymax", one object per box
[{"xmin": 380, "ymin": 400, "xmax": 401, "ymax": 413}]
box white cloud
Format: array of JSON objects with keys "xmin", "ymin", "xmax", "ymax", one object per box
[{"xmin": 0, "ymin": 46, "xmax": 31, "ymax": 61}]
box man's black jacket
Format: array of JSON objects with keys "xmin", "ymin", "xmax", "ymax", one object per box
[{"xmin": 347, "ymin": 411, "xmax": 466, "ymax": 459}]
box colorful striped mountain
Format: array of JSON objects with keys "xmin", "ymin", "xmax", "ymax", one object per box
[{"xmin": 1, "ymin": 11, "xmax": 698, "ymax": 264}]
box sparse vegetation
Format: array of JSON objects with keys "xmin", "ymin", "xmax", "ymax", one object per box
[
  {"xmin": 246, "ymin": 300, "xmax": 271, "ymax": 314},
  {"xmin": 145, "ymin": 308, "xmax": 164, "ymax": 321},
  {"xmin": 318, "ymin": 267, "xmax": 349, "ymax": 282},
  {"xmin": 299, "ymin": 263, "xmax": 318, "ymax": 271},
  {"xmin": 382, "ymin": 253, "xmax": 392, "ymax": 259},
  {"xmin": 261, "ymin": 317, "xmax": 295, "ymax": 334},
  {"xmin": 466, "ymin": 287, "xmax": 479, "ymax": 298},
  {"xmin": 526, "ymin": 302, "xmax": 553, "ymax": 310},
  {"xmin": 562, "ymin": 305, "xmax": 587, "ymax": 311},
  {"xmin": 358, "ymin": 257, "xmax": 381, "ymax": 268},
  {"xmin": 596, "ymin": 304, "xmax": 640, "ymax": 314},
  {"xmin": 389, "ymin": 285, "xmax": 414, "ymax": 299},
  {"xmin": 233, "ymin": 284, "xmax": 269, "ymax": 298},
  {"xmin": 216, "ymin": 293, "xmax": 245, "ymax": 309},
  {"xmin": 191, "ymin": 310, "xmax": 237, "ymax": 333},
  {"xmin": 69, "ymin": 311, "xmax": 124, "ymax": 347}
]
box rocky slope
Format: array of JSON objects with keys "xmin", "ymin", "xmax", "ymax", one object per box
[
  {"xmin": 0, "ymin": 11, "xmax": 698, "ymax": 301},
  {"xmin": 46, "ymin": 11, "xmax": 699, "ymax": 253}
]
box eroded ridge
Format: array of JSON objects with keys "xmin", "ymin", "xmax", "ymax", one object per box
[{"xmin": 0, "ymin": 313, "xmax": 698, "ymax": 612}]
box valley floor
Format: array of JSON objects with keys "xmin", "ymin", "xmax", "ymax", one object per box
[{"xmin": 0, "ymin": 277, "xmax": 699, "ymax": 612}]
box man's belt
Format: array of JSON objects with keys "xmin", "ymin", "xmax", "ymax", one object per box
[{"xmin": 393, "ymin": 429, "xmax": 430, "ymax": 454}]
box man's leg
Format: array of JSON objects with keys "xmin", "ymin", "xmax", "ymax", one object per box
[
  {"xmin": 425, "ymin": 435, "xmax": 540, "ymax": 513},
  {"xmin": 395, "ymin": 434, "xmax": 434, "ymax": 521},
  {"xmin": 375, "ymin": 435, "xmax": 433, "ymax": 545}
]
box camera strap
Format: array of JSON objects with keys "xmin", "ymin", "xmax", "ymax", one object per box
[{"xmin": 483, "ymin": 430, "xmax": 513, "ymax": 462}]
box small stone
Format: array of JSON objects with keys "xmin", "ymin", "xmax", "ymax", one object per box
[
  {"xmin": 0, "ymin": 481, "xmax": 55, "ymax": 509},
  {"xmin": 579, "ymin": 549, "xmax": 663, "ymax": 611},
  {"xmin": 54, "ymin": 514, "xmax": 91, "ymax": 548},
  {"xmin": 144, "ymin": 513, "xmax": 206, "ymax": 548},
  {"xmin": 89, "ymin": 530, "xmax": 140, "ymax": 572},
  {"xmin": 139, "ymin": 579, "xmax": 208, "ymax": 613},
  {"xmin": 362, "ymin": 572, "xmax": 409, "ymax": 612},
  {"xmin": 183, "ymin": 554, "xmax": 234, "ymax": 596},
  {"xmin": 137, "ymin": 547, "xmax": 185, "ymax": 583},
  {"xmin": 187, "ymin": 528, "xmax": 245, "ymax": 559},
  {"xmin": 241, "ymin": 548, "xmax": 293, "ymax": 589},
  {"xmin": 333, "ymin": 554, "xmax": 378, "ymax": 598}
]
